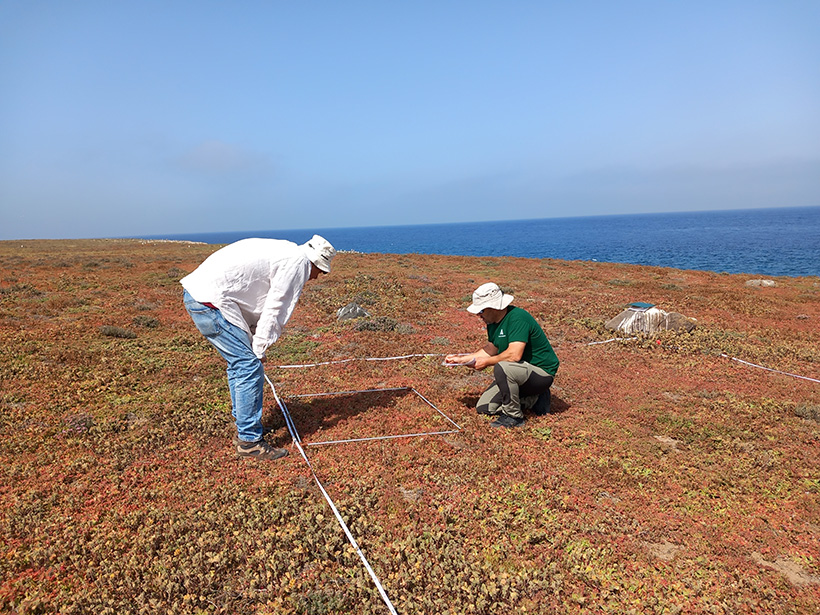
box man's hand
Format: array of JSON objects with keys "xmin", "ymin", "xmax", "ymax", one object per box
[
  {"xmin": 473, "ymin": 355, "xmax": 492, "ymax": 370},
  {"xmin": 259, "ymin": 354, "xmax": 267, "ymax": 364},
  {"xmin": 448, "ymin": 344, "xmax": 498, "ymax": 370},
  {"xmin": 471, "ymin": 342, "xmax": 525, "ymax": 369}
]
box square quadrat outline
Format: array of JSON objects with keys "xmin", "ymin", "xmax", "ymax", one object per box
[{"xmin": 279, "ymin": 385, "xmax": 462, "ymax": 448}]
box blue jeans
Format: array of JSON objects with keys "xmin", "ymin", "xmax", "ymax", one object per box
[{"xmin": 183, "ymin": 290, "xmax": 264, "ymax": 443}]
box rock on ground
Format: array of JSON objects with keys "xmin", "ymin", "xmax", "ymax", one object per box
[
  {"xmin": 605, "ymin": 307, "xmax": 696, "ymax": 334},
  {"xmin": 745, "ymin": 279, "xmax": 777, "ymax": 287},
  {"xmin": 337, "ymin": 302, "xmax": 370, "ymax": 321}
]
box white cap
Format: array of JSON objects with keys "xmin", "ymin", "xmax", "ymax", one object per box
[
  {"xmin": 466, "ymin": 282, "xmax": 514, "ymax": 314},
  {"xmin": 301, "ymin": 234, "xmax": 336, "ymax": 273}
]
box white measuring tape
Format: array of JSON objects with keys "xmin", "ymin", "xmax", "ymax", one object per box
[
  {"xmin": 584, "ymin": 338, "xmax": 817, "ymax": 383},
  {"xmin": 274, "ymin": 353, "xmax": 444, "ymax": 369},
  {"xmin": 586, "ymin": 337, "xmax": 638, "ymax": 346},
  {"xmin": 265, "ymin": 374, "xmax": 399, "ymax": 615},
  {"xmin": 720, "ymin": 354, "xmax": 820, "ymax": 383}
]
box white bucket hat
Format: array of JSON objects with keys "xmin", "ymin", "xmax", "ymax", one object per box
[
  {"xmin": 301, "ymin": 234, "xmax": 336, "ymax": 273},
  {"xmin": 466, "ymin": 282, "xmax": 514, "ymax": 314}
]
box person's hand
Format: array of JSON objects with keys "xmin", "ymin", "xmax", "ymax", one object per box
[
  {"xmin": 473, "ymin": 355, "xmax": 491, "ymax": 370},
  {"xmin": 259, "ymin": 354, "xmax": 267, "ymax": 363},
  {"xmin": 445, "ymin": 353, "xmax": 464, "ymax": 363}
]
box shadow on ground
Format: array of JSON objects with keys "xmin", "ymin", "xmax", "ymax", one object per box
[
  {"xmin": 263, "ymin": 388, "xmax": 418, "ymax": 442},
  {"xmin": 456, "ymin": 392, "xmax": 571, "ymax": 416}
]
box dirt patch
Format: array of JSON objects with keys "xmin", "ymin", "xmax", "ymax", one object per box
[
  {"xmin": 442, "ymin": 436, "xmax": 473, "ymax": 451},
  {"xmin": 653, "ymin": 435, "xmax": 684, "ymax": 452},
  {"xmin": 752, "ymin": 552, "xmax": 820, "ymax": 586},
  {"xmin": 645, "ymin": 539, "xmax": 682, "ymax": 561}
]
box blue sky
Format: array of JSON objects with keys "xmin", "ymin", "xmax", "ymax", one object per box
[{"xmin": 1, "ymin": 1, "xmax": 818, "ymax": 240}]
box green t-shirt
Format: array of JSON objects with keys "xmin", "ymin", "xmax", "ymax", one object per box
[{"xmin": 486, "ymin": 306, "xmax": 560, "ymax": 375}]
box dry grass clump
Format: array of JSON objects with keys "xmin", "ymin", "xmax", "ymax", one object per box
[
  {"xmin": 356, "ymin": 316, "xmax": 399, "ymax": 332},
  {"xmin": 99, "ymin": 325, "xmax": 137, "ymax": 339},
  {"xmin": 795, "ymin": 403, "xmax": 820, "ymax": 422}
]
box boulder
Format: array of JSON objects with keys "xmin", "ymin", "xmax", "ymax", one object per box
[
  {"xmin": 606, "ymin": 306, "xmax": 696, "ymax": 334},
  {"xmin": 745, "ymin": 279, "xmax": 777, "ymax": 288},
  {"xmin": 336, "ymin": 302, "xmax": 370, "ymax": 321},
  {"xmin": 664, "ymin": 311, "xmax": 697, "ymax": 332}
]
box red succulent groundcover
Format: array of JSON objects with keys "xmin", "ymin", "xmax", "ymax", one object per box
[{"xmin": 1, "ymin": 239, "xmax": 818, "ymax": 614}]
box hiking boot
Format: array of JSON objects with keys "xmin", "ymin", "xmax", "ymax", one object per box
[
  {"xmin": 236, "ymin": 438, "xmax": 288, "ymax": 460},
  {"xmin": 532, "ymin": 391, "xmax": 551, "ymax": 416},
  {"xmin": 490, "ymin": 414, "xmax": 525, "ymax": 429}
]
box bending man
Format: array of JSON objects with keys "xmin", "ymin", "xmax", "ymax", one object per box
[
  {"xmin": 446, "ymin": 282, "xmax": 559, "ymax": 428},
  {"xmin": 181, "ymin": 235, "xmax": 336, "ymax": 459}
]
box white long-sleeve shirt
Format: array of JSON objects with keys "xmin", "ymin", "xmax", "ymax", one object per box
[{"xmin": 181, "ymin": 238, "xmax": 312, "ymax": 358}]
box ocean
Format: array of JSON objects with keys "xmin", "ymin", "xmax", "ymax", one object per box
[{"xmin": 146, "ymin": 206, "xmax": 820, "ymax": 278}]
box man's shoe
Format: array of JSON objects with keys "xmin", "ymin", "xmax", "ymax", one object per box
[
  {"xmin": 236, "ymin": 438, "xmax": 288, "ymax": 460},
  {"xmin": 532, "ymin": 391, "xmax": 551, "ymax": 416},
  {"xmin": 490, "ymin": 414, "xmax": 524, "ymax": 429}
]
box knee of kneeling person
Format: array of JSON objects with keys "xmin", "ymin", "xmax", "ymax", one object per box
[{"xmin": 493, "ymin": 360, "xmax": 520, "ymax": 375}]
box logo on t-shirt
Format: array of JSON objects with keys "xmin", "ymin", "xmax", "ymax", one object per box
[{"xmin": 498, "ymin": 329, "xmax": 506, "ymax": 337}]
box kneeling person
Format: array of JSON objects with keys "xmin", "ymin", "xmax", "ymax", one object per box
[{"xmin": 446, "ymin": 283, "xmax": 559, "ymax": 428}]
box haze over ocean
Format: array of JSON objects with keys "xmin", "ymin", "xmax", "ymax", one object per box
[
  {"xmin": 3, "ymin": 4, "xmax": 819, "ymax": 242},
  {"xmin": 145, "ymin": 206, "xmax": 820, "ymax": 278}
]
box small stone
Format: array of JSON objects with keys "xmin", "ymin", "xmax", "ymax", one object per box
[
  {"xmin": 336, "ymin": 302, "xmax": 370, "ymax": 321},
  {"xmin": 398, "ymin": 486, "xmax": 424, "ymax": 502}
]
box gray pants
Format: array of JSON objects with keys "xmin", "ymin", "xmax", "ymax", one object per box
[{"xmin": 477, "ymin": 361, "xmax": 554, "ymax": 419}]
